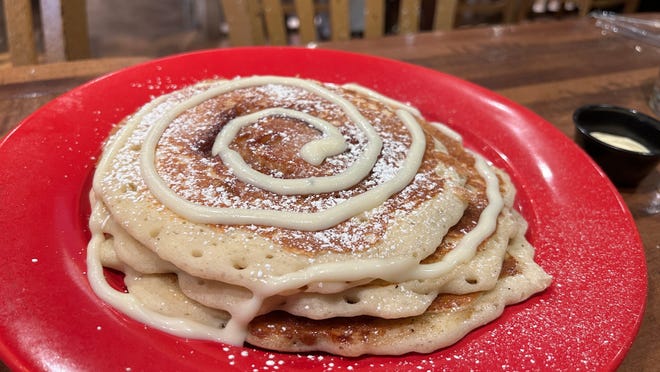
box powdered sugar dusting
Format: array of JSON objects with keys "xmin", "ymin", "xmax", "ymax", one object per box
[{"xmin": 105, "ymin": 79, "xmax": 450, "ymax": 253}]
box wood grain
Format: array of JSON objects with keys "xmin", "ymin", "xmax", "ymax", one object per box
[{"xmin": 3, "ymin": 0, "xmax": 37, "ymax": 66}]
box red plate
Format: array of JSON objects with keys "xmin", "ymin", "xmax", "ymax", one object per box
[{"xmin": 0, "ymin": 48, "xmax": 646, "ymax": 371}]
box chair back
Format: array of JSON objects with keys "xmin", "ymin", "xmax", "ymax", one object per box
[
  {"xmin": 220, "ymin": 0, "xmax": 518, "ymax": 46},
  {"xmin": 3, "ymin": 0, "xmax": 90, "ymax": 66},
  {"xmin": 456, "ymin": 0, "xmax": 517, "ymax": 26}
]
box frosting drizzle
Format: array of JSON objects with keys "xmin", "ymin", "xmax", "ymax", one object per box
[{"xmin": 140, "ymin": 76, "xmax": 426, "ymax": 231}]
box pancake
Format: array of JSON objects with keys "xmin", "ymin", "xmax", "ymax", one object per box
[
  {"xmin": 266, "ymin": 208, "xmax": 520, "ymax": 320},
  {"xmin": 87, "ymin": 75, "xmax": 550, "ymax": 355},
  {"xmin": 246, "ymin": 229, "xmax": 551, "ymax": 356},
  {"xmin": 93, "ymin": 194, "xmax": 176, "ymax": 274},
  {"xmin": 90, "ymin": 218, "xmax": 550, "ymax": 357},
  {"xmin": 123, "ymin": 270, "xmax": 231, "ymax": 330}
]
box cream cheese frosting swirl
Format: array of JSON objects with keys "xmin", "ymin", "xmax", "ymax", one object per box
[{"xmin": 139, "ymin": 76, "xmax": 426, "ymax": 231}]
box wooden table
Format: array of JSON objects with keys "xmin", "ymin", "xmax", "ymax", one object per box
[{"xmin": 1, "ymin": 16, "xmax": 658, "ymax": 371}]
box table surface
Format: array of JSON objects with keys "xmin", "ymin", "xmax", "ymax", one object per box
[{"xmin": 1, "ymin": 15, "xmax": 658, "ymax": 371}]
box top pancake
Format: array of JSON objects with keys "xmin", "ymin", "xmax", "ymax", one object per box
[{"xmin": 93, "ymin": 77, "xmax": 494, "ymax": 296}]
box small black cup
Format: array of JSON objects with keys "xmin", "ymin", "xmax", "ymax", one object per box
[{"xmin": 573, "ymin": 104, "xmax": 660, "ymax": 187}]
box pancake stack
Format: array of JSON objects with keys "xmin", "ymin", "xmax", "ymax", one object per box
[{"xmin": 87, "ymin": 76, "xmax": 551, "ymax": 356}]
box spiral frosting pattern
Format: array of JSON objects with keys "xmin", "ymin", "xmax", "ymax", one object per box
[{"xmin": 140, "ymin": 76, "xmax": 427, "ymax": 231}]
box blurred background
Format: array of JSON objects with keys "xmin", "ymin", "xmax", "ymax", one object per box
[{"xmin": 1, "ymin": 0, "xmax": 659, "ymax": 61}]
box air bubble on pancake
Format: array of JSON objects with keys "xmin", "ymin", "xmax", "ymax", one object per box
[
  {"xmin": 191, "ymin": 249, "xmax": 203, "ymax": 258},
  {"xmin": 344, "ymin": 295, "xmax": 360, "ymax": 304},
  {"xmin": 149, "ymin": 228, "xmax": 161, "ymax": 239},
  {"xmin": 465, "ymin": 278, "xmax": 478, "ymax": 285}
]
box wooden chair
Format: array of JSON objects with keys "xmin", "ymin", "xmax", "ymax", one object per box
[
  {"xmin": 219, "ymin": 0, "xmax": 518, "ymax": 46},
  {"xmin": 2, "ymin": 0, "xmax": 91, "ymax": 67},
  {"xmin": 454, "ymin": 1, "xmax": 517, "ymax": 27}
]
